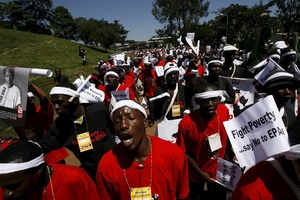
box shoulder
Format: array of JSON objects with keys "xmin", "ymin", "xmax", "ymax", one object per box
[
  {"xmin": 99, "ymin": 144, "xmax": 122, "ymax": 167},
  {"xmin": 217, "ymin": 104, "xmax": 229, "ymax": 113},
  {"xmin": 51, "ymin": 164, "xmax": 91, "ymax": 181},
  {"xmin": 150, "ymin": 136, "xmax": 185, "ymax": 157}
]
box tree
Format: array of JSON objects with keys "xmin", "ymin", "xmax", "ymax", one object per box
[
  {"xmin": 50, "ymin": 6, "xmax": 77, "ymax": 40},
  {"xmin": 270, "ymin": 0, "xmax": 300, "ymax": 50},
  {"xmin": 152, "ymin": 0, "xmax": 209, "ymax": 39},
  {"xmin": 75, "ymin": 17, "xmax": 128, "ymax": 51},
  {"xmin": 0, "ymin": 0, "xmax": 53, "ymax": 34}
]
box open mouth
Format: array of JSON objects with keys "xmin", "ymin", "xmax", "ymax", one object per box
[{"xmin": 120, "ymin": 134, "xmax": 133, "ymax": 147}]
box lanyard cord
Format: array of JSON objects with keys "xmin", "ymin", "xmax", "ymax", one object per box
[{"xmin": 122, "ymin": 136, "xmax": 153, "ymax": 192}]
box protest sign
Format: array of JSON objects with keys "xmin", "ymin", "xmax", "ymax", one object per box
[
  {"xmin": 221, "ymin": 76, "xmax": 256, "ymax": 120},
  {"xmin": 254, "ymin": 58, "xmax": 284, "ymax": 86},
  {"xmin": 224, "ymin": 95, "xmax": 290, "ymax": 169},
  {"xmin": 154, "ymin": 66, "xmax": 164, "ymax": 77},
  {"xmin": 157, "ymin": 118, "xmax": 182, "ymax": 143},
  {"xmin": 0, "ymin": 66, "xmax": 32, "ymax": 127},
  {"xmin": 74, "ymin": 75, "xmax": 105, "ymax": 104},
  {"xmin": 186, "ymin": 32, "xmax": 195, "ymax": 40},
  {"xmin": 109, "ymin": 88, "xmax": 130, "ymax": 111},
  {"xmin": 216, "ymin": 158, "xmax": 242, "ymax": 191}
]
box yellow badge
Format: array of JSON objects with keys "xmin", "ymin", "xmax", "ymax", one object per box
[
  {"xmin": 130, "ymin": 187, "xmax": 152, "ymax": 200},
  {"xmin": 171, "ymin": 104, "xmax": 181, "ymax": 117},
  {"xmin": 77, "ymin": 132, "xmax": 93, "ymax": 152}
]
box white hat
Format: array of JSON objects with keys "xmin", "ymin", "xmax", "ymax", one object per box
[
  {"xmin": 273, "ymin": 41, "xmax": 287, "ymax": 49},
  {"xmin": 164, "ymin": 62, "xmax": 179, "ymax": 79},
  {"xmin": 224, "ymin": 45, "xmax": 238, "ymax": 51},
  {"xmin": 50, "ymin": 87, "xmax": 79, "ymax": 97}
]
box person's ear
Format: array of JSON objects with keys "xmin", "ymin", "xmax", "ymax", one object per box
[{"xmin": 144, "ymin": 118, "xmax": 148, "ymax": 128}]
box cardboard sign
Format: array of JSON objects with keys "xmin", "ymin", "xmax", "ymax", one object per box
[
  {"xmin": 216, "ymin": 157, "xmax": 242, "ymax": 191},
  {"xmin": 223, "ymin": 95, "xmax": 290, "ymax": 169}
]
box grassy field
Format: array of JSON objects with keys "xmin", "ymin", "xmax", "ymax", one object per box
[{"xmin": 0, "ymin": 28, "xmax": 117, "ymax": 137}]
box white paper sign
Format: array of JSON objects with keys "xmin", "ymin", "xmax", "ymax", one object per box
[
  {"xmin": 157, "ymin": 118, "xmax": 182, "ymax": 143},
  {"xmin": 74, "ymin": 75, "xmax": 105, "ymax": 103},
  {"xmin": 254, "ymin": 58, "xmax": 284, "ymax": 85},
  {"xmin": 216, "ymin": 158, "xmax": 242, "ymax": 191},
  {"xmin": 224, "ymin": 95, "xmax": 290, "ymax": 169},
  {"xmin": 154, "ymin": 66, "xmax": 164, "ymax": 77},
  {"xmin": 221, "ymin": 76, "xmax": 256, "ymax": 120},
  {"xmin": 110, "ymin": 88, "xmax": 129, "ymax": 102},
  {"xmin": 186, "ymin": 32, "xmax": 195, "ymax": 40}
]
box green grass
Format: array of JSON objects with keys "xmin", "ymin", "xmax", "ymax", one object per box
[{"xmin": 0, "ymin": 28, "xmax": 117, "ymax": 137}]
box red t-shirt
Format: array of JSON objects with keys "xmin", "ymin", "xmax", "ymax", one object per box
[
  {"xmin": 14, "ymin": 98, "xmax": 54, "ymax": 141},
  {"xmin": 96, "ymin": 135, "xmax": 189, "ymax": 200},
  {"xmin": 233, "ymin": 160, "xmax": 300, "ymax": 200},
  {"xmin": 120, "ymin": 75, "xmax": 136, "ymax": 100},
  {"xmin": 0, "ymin": 164, "xmax": 100, "ymax": 200},
  {"xmin": 138, "ymin": 69, "xmax": 157, "ymax": 97},
  {"xmin": 41, "ymin": 164, "xmax": 100, "ymax": 200},
  {"xmin": 176, "ymin": 104, "xmax": 229, "ymax": 181},
  {"xmin": 100, "ymin": 84, "xmax": 136, "ymax": 108}
]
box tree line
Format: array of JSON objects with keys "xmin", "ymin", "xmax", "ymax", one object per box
[
  {"xmin": 0, "ymin": 0, "xmax": 128, "ymax": 50},
  {"xmin": 0, "ymin": 0, "xmax": 299, "ymax": 53}
]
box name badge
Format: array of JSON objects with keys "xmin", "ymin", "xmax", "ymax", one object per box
[
  {"xmin": 77, "ymin": 132, "xmax": 93, "ymax": 152},
  {"xmin": 171, "ymin": 104, "xmax": 181, "ymax": 117},
  {"xmin": 130, "ymin": 187, "xmax": 152, "ymax": 200},
  {"xmin": 207, "ymin": 133, "xmax": 222, "ymax": 152}
]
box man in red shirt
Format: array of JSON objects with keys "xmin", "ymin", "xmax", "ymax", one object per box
[
  {"xmin": 176, "ymin": 83, "xmax": 230, "ymax": 200},
  {"xmin": 97, "ymin": 100, "xmax": 189, "ymax": 200},
  {"xmin": 100, "ymin": 70, "xmax": 136, "ymax": 109},
  {"xmin": 117, "ymin": 67, "xmax": 138, "ymax": 101},
  {"xmin": 0, "ymin": 141, "xmax": 100, "ymax": 200}
]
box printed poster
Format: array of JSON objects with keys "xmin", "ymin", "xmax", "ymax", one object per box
[
  {"xmin": 0, "ymin": 66, "xmax": 31, "ymax": 127},
  {"xmin": 223, "ymin": 95, "xmax": 290, "ymax": 169}
]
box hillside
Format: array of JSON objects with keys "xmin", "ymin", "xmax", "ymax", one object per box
[
  {"xmin": 0, "ymin": 28, "xmax": 116, "ymax": 92},
  {"xmin": 0, "ymin": 28, "xmax": 116, "ymax": 136}
]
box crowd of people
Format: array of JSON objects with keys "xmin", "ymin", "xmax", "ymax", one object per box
[{"xmin": 0, "ymin": 39, "xmax": 300, "ymax": 200}]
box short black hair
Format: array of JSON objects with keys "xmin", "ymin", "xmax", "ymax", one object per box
[
  {"xmin": 195, "ymin": 82, "xmax": 217, "ymax": 94},
  {"xmin": 0, "ymin": 141, "xmax": 43, "ymax": 163},
  {"xmin": 3, "ymin": 66, "xmax": 15, "ymax": 76}
]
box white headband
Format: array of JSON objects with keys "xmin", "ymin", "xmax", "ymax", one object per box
[
  {"xmin": 164, "ymin": 68, "xmax": 179, "ymax": 79},
  {"xmin": 282, "ymin": 51, "xmax": 296, "ymax": 57},
  {"xmin": 0, "ymin": 153, "xmax": 44, "ymax": 174},
  {"xmin": 194, "ymin": 90, "xmax": 229, "ymax": 99},
  {"xmin": 284, "ymin": 144, "xmax": 300, "ymax": 161},
  {"xmin": 110, "ymin": 100, "xmax": 147, "ymax": 120},
  {"xmin": 207, "ymin": 60, "xmax": 223, "ymax": 66},
  {"xmin": 269, "ymin": 54, "xmax": 280, "ymax": 60},
  {"xmin": 50, "ymin": 87, "xmax": 79, "ymax": 97},
  {"xmin": 105, "ymin": 71, "xmax": 119, "ymax": 78},
  {"xmin": 265, "ymin": 71, "xmax": 294, "ymax": 84}
]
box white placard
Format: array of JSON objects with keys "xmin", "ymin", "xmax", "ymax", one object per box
[
  {"xmin": 254, "ymin": 58, "xmax": 284, "ymax": 85},
  {"xmin": 215, "ymin": 157, "xmax": 242, "ymax": 191},
  {"xmin": 157, "ymin": 118, "xmax": 182, "ymax": 143},
  {"xmin": 110, "ymin": 88, "xmax": 129, "ymax": 102},
  {"xmin": 224, "ymin": 95, "xmax": 290, "ymax": 169},
  {"xmin": 221, "ymin": 77, "xmax": 256, "ymax": 120},
  {"xmin": 186, "ymin": 32, "xmax": 195, "ymax": 40},
  {"xmin": 154, "ymin": 66, "xmax": 164, "ymax": 77}
]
